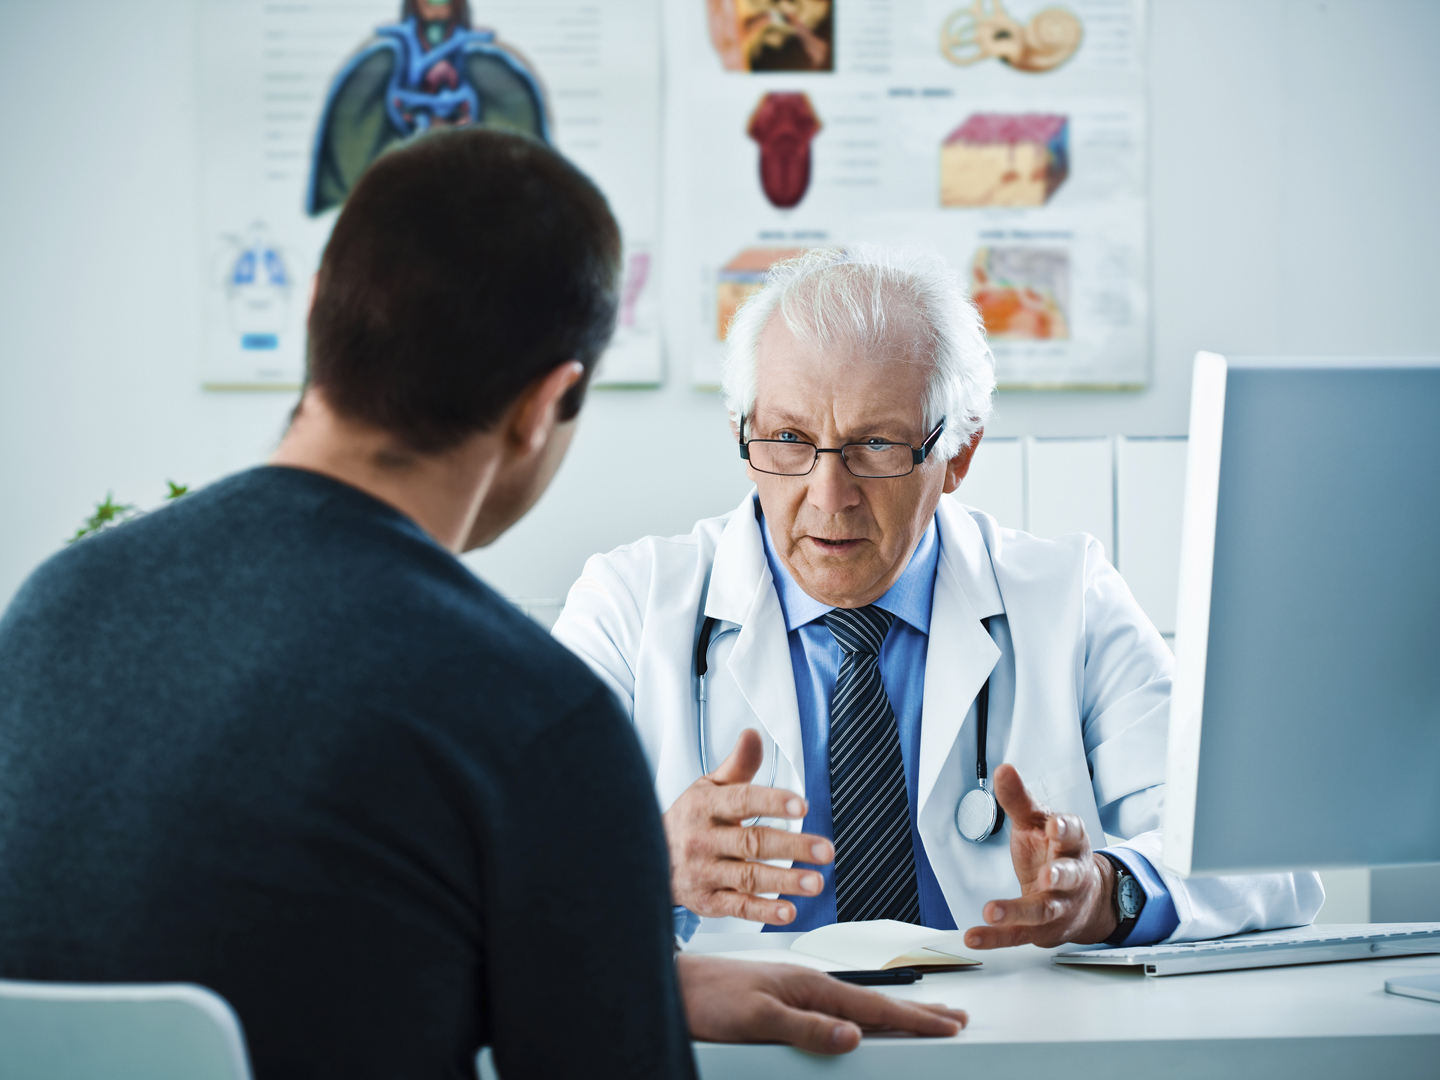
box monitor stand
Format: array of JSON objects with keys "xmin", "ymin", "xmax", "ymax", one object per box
[{"xmin": 1385, "ymin": 974, "xmax": 1440, "ymax": 1003}]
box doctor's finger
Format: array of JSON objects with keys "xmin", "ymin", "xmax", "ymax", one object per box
[
  {"xmin": 991, "ymin": 764, "xmax": 1050, "ymax": 830},
  {"xmin": 963, "ymin": 922, "xmax": 1044, "ymax": 950},
  {"xmin": 1041, "ymin": 857, "xmax": 1089, "ymax": 891},
  {"xmin": 711, "ymin": 857, "xmax": 826, "ymax": 899},
  {"xmin": 1046, "ymin": 813, "xmax": 1090, "ymax": 857},
  {"xmin": 709, "ymin": 728, "xmax": 767, "ymax": 786},
  {"xmin": 701, "ymin": 889, "xmax": 798, "ymax": 925},
  {"xmin": 715, "ymin": 823, "xmax": 834, "ymax": 865},
  {"xmin": 708, "ymin": 782, "xmax": 809, "ymax": 824},
  {"xmin": 980, "ymin": 891, "xmax": 1076, "ymax": 930}
]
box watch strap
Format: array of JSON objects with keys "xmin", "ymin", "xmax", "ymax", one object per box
[{"xmin": 1097, "ymin": 851, "xmax": 1144, "ymax": 947}]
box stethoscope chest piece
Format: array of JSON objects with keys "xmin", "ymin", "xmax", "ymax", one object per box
[
  {"xmin": 956, "ymin": 779, "xmax": 1004, "ymax": 843},
  {"xmin": 956, "ymin": 616, "xmax": 1005, "ymax": 844}
]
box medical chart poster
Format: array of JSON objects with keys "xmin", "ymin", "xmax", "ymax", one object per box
[
  {"xmin": 197, "ymin": 0, "xmax": 663, "ymax": 390},
  {"xmin": 669, "ymin": 0, "xmax": 1150, "ymax": 391}
]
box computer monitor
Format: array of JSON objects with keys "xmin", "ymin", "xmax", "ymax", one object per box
[{"xmin": 1163, "ymin": 353, "xmax": 1440, "ymax": 877}]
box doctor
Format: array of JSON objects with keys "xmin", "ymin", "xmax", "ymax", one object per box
[{"xmin": 554, "ymin": 246, "xmax": 1322, "ymax": 947}]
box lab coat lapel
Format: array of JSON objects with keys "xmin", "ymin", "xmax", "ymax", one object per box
[
  {"xmin": 917, "ymin": 501, "xmax": 1003, "ymax": 816},
  {"xmin": 703, "ymin": 493, "xmax": 806, "ymax": 792}
]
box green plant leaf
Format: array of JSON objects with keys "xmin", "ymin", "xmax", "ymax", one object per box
[{"xmin": 68, "ymin": 492, "xmax": 139, "ymax": 544}]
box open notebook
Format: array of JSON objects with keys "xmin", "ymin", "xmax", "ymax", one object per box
[{"xmin": 705, "ymin": 920, "xmax": 981, "ymax": 973}]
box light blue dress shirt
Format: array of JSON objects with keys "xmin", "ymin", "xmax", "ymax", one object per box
[
  {"xmin": 750, "ymin": 511, "xmax": 1180, "ymax": 943},
  {"xmin": 758, "ymin": 516, "xmax": 953, "ymax": 931}
]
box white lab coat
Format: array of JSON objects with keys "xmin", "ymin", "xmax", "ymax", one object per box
[{"xmin": 553, "ymin": 491, "xmax": 1323, "ymax": 941}]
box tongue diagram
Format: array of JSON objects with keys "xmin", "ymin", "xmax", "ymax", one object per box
[{"xmin": 747, "ymin": 93, "xmax": 822, "ymax": 210}]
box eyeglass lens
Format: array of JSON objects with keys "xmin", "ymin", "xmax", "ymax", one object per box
[{"xmin": 746, "ymin": 440, "xmax": 915, "ymax": 477}]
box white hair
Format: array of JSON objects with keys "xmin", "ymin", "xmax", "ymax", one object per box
[{"xmin": 720, "ymin": 245, "xmax": 996, "ymax": 460}]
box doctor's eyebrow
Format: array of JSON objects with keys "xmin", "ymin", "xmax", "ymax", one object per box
[{"xmin": 752, "ymin": 409, "xmax": 922, "ymax": 441}]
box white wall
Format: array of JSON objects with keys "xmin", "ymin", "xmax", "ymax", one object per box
[
  {"xmin": 2, "ymin": 0, "xmax": 1434, "ymax": 923},
  {"xmin": 4, "ymin": 0, "xmax": 1440, "ymax": 612}
]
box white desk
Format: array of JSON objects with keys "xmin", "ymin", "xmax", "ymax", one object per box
[{"xmin": 686, "ymin": 932, "xmax": 1440, "ymax": 1079}]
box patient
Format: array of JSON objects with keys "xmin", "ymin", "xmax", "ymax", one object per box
[{"xmin": 0, "ymin": 129, "xmax": 964, "ymax": 1078}]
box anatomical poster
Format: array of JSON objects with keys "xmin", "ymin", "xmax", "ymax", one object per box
[
  {"xmin": 670, "ymin": 0, "xmax": 1149, "ymax": 390},
  {"xmin": 198, "ymin": 0, "xmax": 662, "ymax": 390}
]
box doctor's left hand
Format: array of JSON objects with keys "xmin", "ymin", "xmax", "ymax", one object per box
[
  {"xmin": 963, "ymin": 763, "xmax": 1119, "ymax": 949},
  {"xmin": 664, "ymin": 729, "xmax": 834, "ymax": 925}
]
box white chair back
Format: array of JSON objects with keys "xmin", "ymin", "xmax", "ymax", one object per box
[{"xmin": 0, "ymin": 979, "xmax": 252, "ymax": 1080}]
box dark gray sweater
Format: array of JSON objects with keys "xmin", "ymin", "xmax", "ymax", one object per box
[{"xmin": 0, "ymin": 466, "xmax": 693, "ymax": 1080}]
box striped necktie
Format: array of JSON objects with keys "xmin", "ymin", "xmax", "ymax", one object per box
[{"xmin": 824, "ymin": 605, "xmax": 921, "ymax": 924}]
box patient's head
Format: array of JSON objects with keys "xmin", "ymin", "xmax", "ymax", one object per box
[
  {"xmin": 307, "ymin": 127, "xmax": 621, "ymax": 454},
  {"xmin": 721, "ymin": 246, "xmax": 996, "ymax": 608}
]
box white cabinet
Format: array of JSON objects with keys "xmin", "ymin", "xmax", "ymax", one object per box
[
  {"xmin": 947, "ymin": 435, "xmax": 1187, "ymax": 637},
  {"xmin": 1116, "ymin": 437, "xmax": 1188, "ymax": 635},
  {"xmin": 952, "ymin": 436, "xmax": 1024, "ymax": 530},
  {"xmin": 1026, "ymin": 437, "xmax": 1115, "ymax": 561}
]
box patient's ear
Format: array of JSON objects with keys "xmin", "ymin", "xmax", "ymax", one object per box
[
  {"xmin": 510, "ymin": 361, "xmax": 585, "ymax": 454},
  {"xmin": 942, "ymin": 428, "xmax": 983, "ymax": 495}
]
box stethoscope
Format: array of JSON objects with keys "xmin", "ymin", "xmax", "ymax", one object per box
[
  {"xmin": 693, "ymin": 612, "xmax": 1003, "ymax": 843},
  {"xmin": 954, "ymin": 617, "xmax": 1004, "ymax": 843},
  {"xmin": 695, "ymin": 614, "xmax": 780, "ymax": 787}
]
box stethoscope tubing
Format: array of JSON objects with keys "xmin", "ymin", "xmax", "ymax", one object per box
[
  {"xmin": 695, "ymin": 616, "xmax": 779, "ymax": 786},
  {"xmin": 955, "ymin": 616, "xmax": 1003, "ymax": 842},
  {"xmin": 693, "ymin": 613, "xmax": 999, "ymax": 841}
]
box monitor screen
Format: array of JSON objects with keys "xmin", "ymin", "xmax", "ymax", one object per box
[{"xmin": 1163, "ymin": 354, "xmax": 1440, "ymax": 876}]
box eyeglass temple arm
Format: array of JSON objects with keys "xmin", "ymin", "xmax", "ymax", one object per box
[
  {"xmin": 912, "ymin": 418, "xmax": 947, "ymax": 464},
  {"xmin": 737, "ymin": 415, "xmax": 750, "ymax": 460}
]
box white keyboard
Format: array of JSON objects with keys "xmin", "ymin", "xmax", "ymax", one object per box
[{"xmin": 1054, "ymin": 923, "xmax": 1440, "ymax": 977}]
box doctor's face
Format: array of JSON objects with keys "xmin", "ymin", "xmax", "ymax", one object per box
[{"xmin": 747, "ymin": 316, "xmax": 975, "ymax": 609}]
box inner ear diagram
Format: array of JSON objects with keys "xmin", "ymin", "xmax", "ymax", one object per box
[
  {"xmin": 307, "ymin": 0, "xmax": 550, "ymax": 216},
  {"xmin": 747, "ymin": 92, "xmax": 822, "ymax": 209},
  {"xmin": 940, "ymin": 0, "xmax": 1083, "ymax": 73}
]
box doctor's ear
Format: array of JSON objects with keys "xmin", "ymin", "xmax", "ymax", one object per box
[{"xmin": 942, "ymin": 428, "xmax": 983, "ymax": 495}]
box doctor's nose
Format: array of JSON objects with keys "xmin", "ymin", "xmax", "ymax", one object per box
[{"xmin": 806, "ymin": 451, "xmax": 863, "ymax": 516}]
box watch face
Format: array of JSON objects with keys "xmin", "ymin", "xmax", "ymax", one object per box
[{"xmin": 1118, "ymin": 874, "xmax": 1144, "ymax": 918}]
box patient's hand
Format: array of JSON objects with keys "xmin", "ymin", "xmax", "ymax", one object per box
[
  {"xmin": 676, "ymin": 954, "xmax": 967, "ymax": 1053},
  {"xmin": 663, "ymin": 729, "xmax": 833, "ymax": 925},
  {"xmin": 964, "ymin": 763, "xmax": 1118, "ymax": 949}
]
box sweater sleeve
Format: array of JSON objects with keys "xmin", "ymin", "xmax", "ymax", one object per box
[{"xmin": 483, "ymin": 685, "xmax": 695, "ymax": 1079}]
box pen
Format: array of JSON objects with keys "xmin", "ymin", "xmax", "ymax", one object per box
[{"xmin": 828, "ymin": 968, "xmax": 922, "ymax": 986}]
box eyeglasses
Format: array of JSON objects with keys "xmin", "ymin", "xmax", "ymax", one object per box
[{"xmin": 739, "ymin": 417, "xmax": 947, "ymax": 478}]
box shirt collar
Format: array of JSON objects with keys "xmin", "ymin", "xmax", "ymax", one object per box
[{"xmin": 760, "ymin": 515, "xmax": 940, "ymax": 636}]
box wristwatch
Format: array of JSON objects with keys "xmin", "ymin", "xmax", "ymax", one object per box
[{"xmin": 1098, "ymin": 852, "xmax": 1146, "ymax": 947}]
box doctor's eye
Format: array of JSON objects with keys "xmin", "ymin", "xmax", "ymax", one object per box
[{"xmin": 776, "ymin": 431, "xmax": 802, "ymax": 442}]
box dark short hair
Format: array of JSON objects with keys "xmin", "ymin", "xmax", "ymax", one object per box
[{"xmin": 307, "ymin": 128, "xmax": 621, "ymax": 453}]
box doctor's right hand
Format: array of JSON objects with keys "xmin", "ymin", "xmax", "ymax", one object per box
[{"xmin": 663, "ymin": 729, "xmax": 834, "ymax": 925}]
